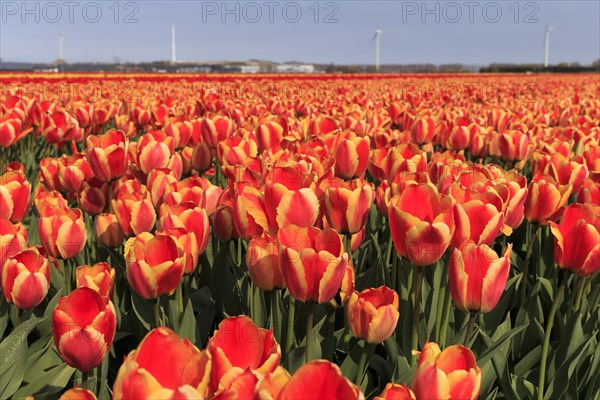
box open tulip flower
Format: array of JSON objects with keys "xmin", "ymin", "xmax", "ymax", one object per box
[
  {"xmin": 449, "ymin": 241, "xmax": 512, "ymax": 313},
  {"xmin": 1, "ymin": 246, "xmax": 50, "ymax": 310},
  {"xmin": 346, "ymin": 286, "xmax": 399, "ymax": 344},
  {"xmin": 206, "ymin": 316, "xmax": 280, "ymax": 396},
  {"xmin": 549, "ymin": 203, "xmax": 600, "ymax": 276},
  {"xmin": 389, "ymin": 183, "xmax": 454, "ymax": 266},
  {"xmin": 52, "ymin": 287, "xmax": 116, "ymax": 373},
  {"xmin": 411, "ymin": 342, "xmax": 481, "ymax": 400},
  {"xmin": 112, "ymin": 327, "xmax": 211, "ymax": 399},
  {"xmin": 278, "ymin": 224, "xmax": 348, "ymax": 303},
  {"xmin": 124, "ymin": 232, "xmax": 185, "ymax": 299}
]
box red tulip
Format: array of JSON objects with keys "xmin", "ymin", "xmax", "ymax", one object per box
[
  {"xmin": 277, "ymin": 360, "xmax": 363, "ymax": 400},
  {"xmin": 549, "ymin": 203, "xmax": 600, "ymax": 276},
  {"xmin": 38, "ymin": 207, "xmax": 87, "ymax": 260},
  {"xmin": 411, "ymin": 342, "xmax": 481, "ymax": 400},
  {"xmin": 207, "ymin": 316, "xmax": 280, "ymax": 395},
  {"xmin": 86, "ymin": 129, "xmax": 128, "ymax": 182},
  {"xmin": 77, "ymin": 178, "xmax": 109, "ymax": 215},
  {"xmin": 253, "ymin": 366, "xmax": 291, "ymax": 399},
  {"xmin": 452, "ymin": 200, "xmax": 505, "ymax": 247},
  {"xmin": 278, "ymin": 225, "xmax": 348, "ymax": 303},
  {"xmin": 449, "ymin": 241, "xmax": 512, "ymax": 313},
  {"xmin": 76, "ymin": 262, "xmax": 116, "ymax": 302},
  {"xmin": 112, "ymin": 180, "xmax": 156, "ymax": 236},
  {"xmin": 0, "ymin": 163, "xmax": 31, "ymax": 223},
  {"xmin": 57, "ymin": 153, "xmax": 93, "ymax": 193},
  {"xmin": 95, "ymin": 212, "xmax": 125, "ymax": 248},
  {"xmin": 59, "ymin": 388, "xmax": 97, "ymax": 400},
  {"xmin": 158, "ymin": 202, "xmax": 210, "ymax": 255},
  {"xmin": 346, "ymin": 286, "xmax": 399, "ymax": 344},
  {"xmin": 375, "ymin": 383, "xmax": 416, "ymax": 400},
  {"xmin": 213, "ymin": 188, "xmax": 239, "ymax": 241},
  {"xmin": 323, "ymin": 178, "xmax": 374, "ymax": 235},
  {"xmin": 389, "ymin": 184, "xmax": 454, "ymax": 266},
  {"xmin": 498, "ymin": 131, "xmax": 529, "ymax": 162},
  {"xmin": 112, "ymin": 327, "xmax": 211, "ymax": 399},
  {"xmin": 524, "ymin": 174, "xmax": 572, "ymax": 226},
  {"xmin": 136, "ymin": 130, "xmax": 175, "ymax": 174},
  {"xmin": 1, "ymin": 247, "xmax": 50, "ymax": 310},
  {"xmin": 334, "ymin": 131, "xmax": 370, "ymax": 180},
  {"xmin": 246, "ymin": 232, "xmax": 286, "ymax": 291},
  {"xmin": 52, "ymin": 287, "xmax": 116, "ymax": 372},
  {"xmin": 157, "ymin": 227, "xmax": 199, "ymax": 275},
  {"xmin": 0, "ymin": 218, "xmax": 28, "ymax": 269}
]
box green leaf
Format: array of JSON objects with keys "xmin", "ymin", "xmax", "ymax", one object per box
[
  {"xmin": 544, "ymin": 339, "xmax": 593, "ymax": 400},
  {"xmin": 12, "ymin": 362, "xmax": 75, "ymax": 399},
  {"xmin": 178, "ymin": 299, "xmax": 196, "ymax": 343},
  {"xmin": 130, "ymin": 291, "xmax": 153, "ymax": 332}
]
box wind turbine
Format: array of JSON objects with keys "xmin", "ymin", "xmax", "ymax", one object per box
[
  {"xmin": 171, "ymin": 25, "xmax": 177, "ymax": 65},
  {"xmin": 59, "ymin": 32, "xmax": 65, "ymax": 61},
  {"xmin": 371, "ymin": 27, "xmax": 383, "ymax": 72},
  {"xmin": 544, "ymin": 25, "xmax": 554, "ymax": 68}
]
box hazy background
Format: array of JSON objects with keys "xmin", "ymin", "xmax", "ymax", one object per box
[{"xmin": 1, "ymin": 0, "xmax": 598, "ymax": 65}]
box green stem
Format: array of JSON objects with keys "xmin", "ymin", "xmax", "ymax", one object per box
[
  {"xmin": 411, "ymin": 265, "xmax": 424, "ymax": 366},
  {"xmin": 305, "ymin": 301, "xmax": 315, "ymax": 363},
  {"xmin": 63, "ymin": 259, "xmax": 72, "ymax": 294},
  {"xmin": 537, "ymin": 276, "xmax": 568, "ymax": 400},
  {"xmin": 355, "ymin": 341, "xmax": 371, "ymax": 386},
  {"xmin": 344, "ymin": 234, "xmax": 353, "ymax": 272},
  {"xmin": 384, "ymin": 234, "xmax": 394, "ymax": 268},
  {"xmin": 14, "ymin": 308, "xmax": 22, "ymax": 327},
  {"xmin": 572, "ymin": 275, "xmax": 587, "ymax": 313},
  {"xmin": 519, "ymin": 224, "xmax": 540, "ymax": 306},
  {"xmin": 464, "ymin": 311, "xmax": 477, "ymax": 346},
  {"xmin": 270, "ymin": 290, "xmax": 278, "ymax": 333},
  {"xmin": 82, "ymin": 371, "xmax": 89, "ymax": 390},
  {"xmin": 154, "ymin": 297, "xmax": 162, "ymax": 328},
  {"xmin": 237, "ymin": 238, "xmax": 242, "ymax": 266},
  {"xmin": 285, "ymin": 296, "xmax": 296, "ymax": 355},
  {"xmin": 326, "ymin": 307, "xmax": 335, "ymax": 361},
  {"xmin": 439, "ymin": 284, "xmax": 452, "ymax": 348},
  {"xmin": 176, "ymin": 282, "xmax": 184, "ymax": 322}
]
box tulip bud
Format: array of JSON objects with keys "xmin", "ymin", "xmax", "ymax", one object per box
[
  {"xmin": 59, "ymin": 388, "xmax": 98, "ymax": 400},
  {"xmin": 375, "ymin": 383, "xmax": 416, "ymax": 400},
  {"xmin": 76, "ymin": 262, "xmax": 116, "ymax": 302},
  {"xmin": 38, "ymin": 207, "xmax": 87, "ymax": 260},
  {"xmin": 246, "ymin": 233, "xmax": 285, "ymax": 291},
  {"xmin": 52, "ymin": 287, "xmax": 116, "ymax": 373},
  {"xmin": 1, "ymin": 247, "xmax": 50, "ymax": 310},
  {"xmin": 95, "ymin": 212, "xmax": 125, "ymax": 248},
  {"xmin": 346, "ymin": 286, "xmax": 399, "ymax": 344},
  {"xmin": 323, "ymin": 179, "xmax": 374, "ymax": 235},
  {"xmin": 86, "ymin": 129, "xmax": 128, "ymax": 182},
  {"xmin": 0, "ymin": 163, "xmax": 31, "ymax": 223}
]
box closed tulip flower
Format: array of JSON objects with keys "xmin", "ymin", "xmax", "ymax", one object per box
[
  {"xmin": 549, "ymin": 203, "xmax": 600, "ymax": 276},
  {"xmin": 113, "ymin": 327, "xmax": 211, "ymax": 400},
  {"xmin": 1, "ymin": 247, "xmax": 50, "ymax": 310},
  {"xmin": 157, "ymin": 227, "xmax": 199, "ymax": 275},
  {"xmin": 375, "ymin": 383, "xmax": 416, "ymax": 400},
  {"xmin": 389, "ymin": 183, "xmax": 454, "ymax": 266},
  {"xmin": 452, "ymin": 200, "xmax": 505, "ymax": 247},
  {"xmin": 38, "ymin": 207, "xmax": 87, "ymax": 260},
  {"xmin": 277, "ymin": 360, "xmax": 363, "ymax": 400},
  {"xmin": 498, "ymin": 130, "xmax": 529, "ymax": 162},
  {"xmin": 278, "ymin": 225, "xmax": 348, "ymax": 303},
  {"xmin": 207, "ymin": 316, "xmax": 280, "ymax": 395},
  {"xmin": 76, "ymin": 262, "xmax": 116, "ymax": 302},
  {"xmin": 411, "ymin": 342, "xmax": 481, "ymax": 400},
  {"xmin": 0, "ymin": 218, "xmax": 28, "ymax": 270},
  {"xmin": 77, "ymin": 178, "xmax": 109, "ymax": 215},
  {"xmin": 323, "ymin": 179, "xmax": 375, "ymax": 235},
  {"xmin": 112, "ymin": 180, "xmax": 156, "ymax": 236},
  {"xmin": 0, "ymin": 163, "xmax": 31, "ymax": 223},
  {"xmin": 136, "ymin": 130, "xmax": 175, "ymax": 174},
  {"xmin": 334, "ymin": 131, "xmax": 370, "ymax": 180},
  {"xmin": 59, "ymin": 388, "xmax": 97, "ymax": 400},
  {"xmin": 57, "ymin": 153, "xmax": 93, "ymax": 193},
  {"xmin": 86, "ymin": 129, "xmax": 128, "ymax": 182},
  {"xmin": 346, "ymin": 286, "xmax": 399, "ymax": 344},
  {"xmin": 124, "ymin": 232, "xmax": 185, "ymax": 299},
  {"xmin": 449, "ymin": 241, "xmax": 512, "ymax": 313},
  {"xmin": 158, "ymin": 202, "xmax": 210, "ymax": 255},
  {"xmin": 52, "ymin": 287, "xmax": 116, "ymax": 373},
  {"xmin": 95, "ymin": 212, "xmax": 125, "ymax": 248},
  {"xmin": 246, "ymin": 232, "xmax": 285, "ymax": 291},
  {"xmin": 524, "ymin": 174, "xmax": 572, "ymax": 226}
]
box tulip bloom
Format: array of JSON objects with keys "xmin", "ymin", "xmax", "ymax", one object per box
[
  {"xmin": 253, "ymin": 366, "xmax": 291, "ymax": 399},
  {"xmin": 57, "ymin": 153, "xmax": 93, "ymax": 193},
  {"xmin": 452, "ymin": 200, "xmax": 505, "ymax": 247},
  {"xmin": 323, "ymin": 179, "xmax": 375, "ymax": 235},
  {"xmin": 346, "ymin": 286, "xmax": 399, "ymax": 344},
  {"xmin": 0, "ymin": 164, "xmax": 31, "ymax": 223},
  {"xmin": 207, "ymin": 316, "xmax": 280, "ymax": 395},
  {"xmin": 77, "ymin": 178, "xmax": 109, "ymax": 216},
  {"xmin": 76, "ymin": 262, "xmax": 116, "ymax": 302},
  {"xmin": 38, "ymin": 207, "xmax": 87, "ymax": 260},
  {"xmin": 124, "ymin": 232, "xmax": 185, "ymax": 299},
  {"xmin": 136, "ymin": 130, "xmax": 175, "ymax": 174},
  {"xmin": 389, "ymin": 184, "xmax": 454, "ymax": 266},
  {"xmin": 112, "ymin": 327, "xmax": 211, "ymax": 400},
  {"xmin": 0, "ymin": 218, "xmax": 27, "ymax": 269},
  {"xmin": 157, "ymin": 227, "xmax": 199, "ymax": 275},
  {"xmin": 52, "ymin": 287, "xmax": 116, "ymax": 372},
  {"xmin": 449, "ymin": 241, "xmax": 512, "ymax": 313},
  {"xmin": 246, "ymin": 232, "xmax": 286, "ymax": 291},
  {"xmin": 86, "ymin": 129, "xmax": 128, "ymax": 182},
  {"xmin": 278, "ymin": 225, "xmax": 348, "ymax": 303},
  {"xmin": 334, "ymin": 131, "xmax": 370, "ymax": 180},
  {"xmin": 158, "ymin": 202, "xmax": 210, "ymax": 254},
  {"xmin": 549, "ymin": 203, "xmax": 600, "ymax": 276},
  {"xmin": 112, "ymin": 181, "xmax": 156, "ymax": 236},
  {"xmin": 277, "ymin": 360, "xmax": 363, "ymax": 400},
  {"xmin": 524, "ymin": 174, "xmax": 572, "ymax": 226},
  {"xmin": 498, "ymin": 131, "xmax": 529, "ymax": 162},
  {"xmin": 411, "ymin": 342, "xmax": 481, "ymax": 400},
  {"xmin": 1, "ymin": 247, "xmax": 50, "ymax": 310},
  {"xmin": 375, "ymin": 383, "xmax": 416, "ymax": 400},
  {"xmin": 59, "ymin": 388, "xmax": 97, "ymax": 400},
  {"xmin": 95, "ymin": 212, "xmax": 125, "ymax": 248}
]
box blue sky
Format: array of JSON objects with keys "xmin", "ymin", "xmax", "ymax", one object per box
[{"xmin": 1, "ymin": 1, "xmax": 598, "ymax": 65}]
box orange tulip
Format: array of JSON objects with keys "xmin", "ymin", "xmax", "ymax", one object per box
[
  {"xmin": 38, "ymin": 207, "xmax": 87, "ymax": 260},
  {"xmin": 346, "ymin": 286, "xmax": 399, "ymax": 344},
  {"xmin": 0, "ymin": 163, "xmax": 31, "ymax": 223},
  {"xmin": 77, "ymin": 178, "xmax": 109, "ymax": 215},
  {"xmin": 207, "ymin": 316, "xmax": 280, "ymax": 395},
  {"xmin": 212, "ymin": 188, "xmax": 239, "ymax": 241},
  {"xmin": 57, "ymin": 153, "xmax": 93, "ymax": 193},
  {"xmin": 124, "ymin": 232, "xmax": 185, "ymax": 299},
  {"xmin": 411, "ymin": 342, "xmax": 481, "ymax": 400},
  {"xmin": 157, "ymin": 227, "xmax": 199, "ymax": 276},
  {"xmin": 33, "ymin": 185, "xmax": 68, "ymax": 216},
  {"xmin": 334, "ymin": 131, "xmax": 370, "ymax": 180},
  {"xmin": 112, "ymin": 327, "xmax": 211, "ymax": 400},
  {"xmin": 375, "ymin": 383, "xmax": 416, "ymax": 400},
  {"xmin": 524, "ymin": 174, "xmax": 572, "ymax": 225},
  {"xmin": 549, "ymin": 203, "xmax": 600, "ymax": 276},
  {"xmin": 86, "ymin": 129, "xmax": 128, "ymax": 182},
  {"xmin": 52, "ymin": 287, "xmax": 116, "ymax": 373},
  {"xmin": 0, "ymin": 113, "xmax": 31, "ymax": 148},
  {"xmin": 389, "ymin": 184, "xmax": 454, "ymax": 266},
  {"xmin": 498, "ymin": 131, "xmax": 529, "ymax": 162},
  {"xmin": 246, "ymin": 232, "xmax": 286, "ymax": 291},
  {"xmin": 0, "ymin": 218, "xmax": 28, "ymax": 269},
  {"xmin": 76, "ymin": 262, "xmax": 116, "ymax": 302},
  {"xmin": 95, "ymin": 212, "xmax": 125, "ymax": 248},
  {"xmin": 112, "ymin": 180, "xmax": 156, "ymax": 236},
  {"xmin": 1, "ymin": 247, "xmax": 50, "ymax": 310},
  {"xmin": 147, "ymin": 168, "xmax": 178, "ymax": 207},
  {"xmin": 158, "ymin": 202, "xmax": 210, "ymax": 255},
  {"xmin": 449, "ymin": 241, "xmax": 512, "ymax": 313},
  {"xmin": 201, "ymin": 115, "xmax": 235, "ymax": 148},
  {"xmin": 59, "ymin": 388, "xmax": 97, "ymax": 400},
  {"xmin": 323, "ymin": 178, "xmax": 374, "ymax": 235},
  {"xmin": 278, "ymin": 224, "xmax": 348, "ymax": 303},
  {"xmin": 452, "ymin": 200, "xmax": 505, "ymax": 247},
  {"xmin": 136, "ymin": 130, "xmax": 175, "ymax": 174},
  {"xmin": 277, "ymin": 360, "xmax": 363, "ymax": 400},
  {"xmin": 253, "ymin": 366, "xmax": 291, "ymax": 399}
]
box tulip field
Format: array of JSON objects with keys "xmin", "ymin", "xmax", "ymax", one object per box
[{"xmin": 0, "ymin": 72, "xmax": 599, "ymax": 400}]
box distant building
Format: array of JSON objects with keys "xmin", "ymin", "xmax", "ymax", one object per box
[
  {"xmin": 276, "ymin": 64, "xmax": 315, "ymax": 73},
  {"xmin": 241, "ymin": 65, "xmax": 261, "ymax": 74}
]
